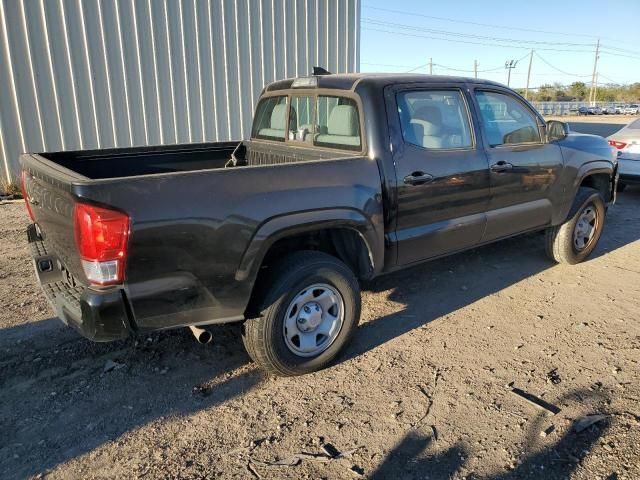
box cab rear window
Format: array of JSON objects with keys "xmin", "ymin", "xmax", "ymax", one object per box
[
  {"xmin": 251, "ymin": 94, "xmax": 362, "ymax": 151},
  {"xmin": 252, "ymin": 96, "xmax": 288, "ymax": 141}
]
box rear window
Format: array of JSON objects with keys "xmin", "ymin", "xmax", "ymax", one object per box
[
  {"xmin": 252, "ymin": 94, "xmax": 362, "ymax": 151},
  {"xmin": 252, "ymin": 96, "xmax": 288, "ymax": 141},
  {"xmin": 314, "ymin": 96, "xmax": 361, "ymax": 150}
]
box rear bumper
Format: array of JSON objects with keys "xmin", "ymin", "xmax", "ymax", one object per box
[
  {"xmin": 28, "ymin": 224, "xmax": 132, "ymax": 341},
  {"xmin": 618, "ymin": 157, "xmax": 640, "ymax": 184}
]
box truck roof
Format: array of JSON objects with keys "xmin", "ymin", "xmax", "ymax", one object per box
[{"xmin": 263, "ymin": 72, "xmax": 506, "ymax": 93}]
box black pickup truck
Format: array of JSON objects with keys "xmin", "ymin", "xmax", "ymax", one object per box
[{"xmin": 21, "ymin": 73, "xmax": 617, "ymax": 376}]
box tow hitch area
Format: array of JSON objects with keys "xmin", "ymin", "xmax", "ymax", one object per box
[{"xmin": 37, "ymin": 259, "xmax": 53, "ymax": 272}]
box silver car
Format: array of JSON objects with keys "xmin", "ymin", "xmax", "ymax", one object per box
[
  {"xmin": 608, "ymin": 118, "xmax": 640, "ymax": 191},
  {"xmin": 623, "ymin": 104, "xmax": 640, "ymax": 115}
]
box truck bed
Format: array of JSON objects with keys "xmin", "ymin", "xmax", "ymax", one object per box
[
  {"xmin": 39, "ymin": 140, "xmax": 350, "ymax": 180},
  {"xmin": 21, "ymin": 140, "xmax": 382, "ymax": 339},
  {"xmin": 43, "ymin": 142, "xmax": 240, "ymax": 179}
]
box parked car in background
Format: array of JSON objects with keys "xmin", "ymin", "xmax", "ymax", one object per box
[
  {"xmin": 623, "ymin": 104, "xmax": 640, "ymax": 115},
  {"xmin": 602, "ymin": 105, "xmax": 617, "ymax": 115},
  {"xmin": 608, "ymin": 118, "xmax": 640, "ymax": 191},
  {"xmin": 20, "ymin": 73, "xmax": 617, "ymax": 376},
  {"xmin": 578, "ymin": 106, "xmax": 590, "ymax": 115},
  {"xmin": 615, "ymin": 105, "xmax": 626, "ymax": 114}
]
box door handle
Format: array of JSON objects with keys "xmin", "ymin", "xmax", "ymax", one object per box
[
  {"xmin": 403, "ymin": 171, "xmax": 434, "ymax": 186},
  {"xmin": 490, "ymin": 161, "xmax": 513, "ymax": 172}
]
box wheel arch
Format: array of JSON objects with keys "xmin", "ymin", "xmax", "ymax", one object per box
[
  {"xmin": 555, "ymin": 161, "xmax": 615, "ymax": 223},
  {"xmin": 235, "ymin": 209, "xmax": 383, "ymax": 286}
]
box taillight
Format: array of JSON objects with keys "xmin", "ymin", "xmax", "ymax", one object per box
[
  {"xmin": 20, "ymin": 170, "xmax": 35, "ymax": 221},
  {"xmin": 608, "ymin": 140, "xmax": 627, "ymax": 150},
  {"xmin": 74, "ymin": 203, "xmax": 129, "ymax": 285}
]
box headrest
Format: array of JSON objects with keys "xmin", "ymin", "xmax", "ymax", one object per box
[
  {"xmin": 413, "ymin": 106, "xmax": 443, "ymax": 135},
  {"xmin": 328, "ymin": 105, "xmax": 358, "ymax": 136},
  {"xmin": 408, "ymin": 123, "xmax": 424, "ymax": 144},
  {"xmin": 271, "ymin": 104, "xmax": 287, "ymax": 129}
]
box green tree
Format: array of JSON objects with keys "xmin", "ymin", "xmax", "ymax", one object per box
[{"xmin": 568, "ymin": 82, "xmax": 587, "ymax": 100}]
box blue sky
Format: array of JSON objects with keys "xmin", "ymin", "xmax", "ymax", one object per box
[{"xmin": 359, "ymin": 0, "xmax": 640, "ymax": 88}]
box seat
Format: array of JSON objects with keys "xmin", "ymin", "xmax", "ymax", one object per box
[
  {"xmin": 315, "ymin": 105, "xmax": 360, "ymax": 147},
  {"xmin": 258, "ymin": 104, "xmax": 287, "ymax": 139},
  {"xmin": 409, "ymin": 106, "xmax": 445, "ymax": 149}
]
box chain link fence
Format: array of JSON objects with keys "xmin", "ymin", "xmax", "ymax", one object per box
[{"xmin": 530, "ymin": 101, "xmax": 639, "ymax": 116}]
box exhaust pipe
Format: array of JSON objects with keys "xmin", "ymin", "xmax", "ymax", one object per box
[{"xmin": 189, "ymin": 325, "xmax": 212, "ymax": 344}]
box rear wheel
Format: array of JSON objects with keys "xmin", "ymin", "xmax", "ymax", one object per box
[
  {"xmin": 545, "ymin": 187, "xmax": 606, "ymax": 264},
  {"xmin": 242, "ymin": 251, "xmax": 360, "ymax": 376}
]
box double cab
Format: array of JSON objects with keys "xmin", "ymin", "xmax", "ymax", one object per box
[{"xmin": 21, "ymin": 73, "xmax": 617, "ymax": 376}]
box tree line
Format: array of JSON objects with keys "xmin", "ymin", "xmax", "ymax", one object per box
[{"xmin": 517, "ymin": 82, "xmax": 640, "ymax": 103}]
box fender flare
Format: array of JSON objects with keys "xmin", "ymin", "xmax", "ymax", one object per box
[
  {"xmin": 235, "ymin": 208, "xmax": 382, "ymax": 283},
  {"xmin": 572, "ymin": 161, "xmax": 614, "ymax": 192},
  {"xmin": 556, "ymin": 160, "xmax": 614, "ymax": 223}
]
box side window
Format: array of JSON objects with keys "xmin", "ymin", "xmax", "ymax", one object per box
[
  {"xmin": 476, "ymin": 91, "xmax": 541, "ymax": 146},
  {"xmin": 251, "ymin": 96, "xmax": 288, "ymax": 141},
  {"xmin": 314, "ymin": 96, "xmax": 361, "ymax": 150},
  {"xmin": 289, "ymin": 96, "xmax": 314, "ymax": 142},
  {"xmin": 397, "ymin": 90, "xmax": 473, "ymax": 150}
]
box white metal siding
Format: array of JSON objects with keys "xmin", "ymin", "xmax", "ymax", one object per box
[{"xmin": 0, "ymin": 0, "xmax": 360, "ymax": 183}]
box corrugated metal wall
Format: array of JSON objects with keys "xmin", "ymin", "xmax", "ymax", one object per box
[{"xmin": 0, "ymin": 0, "xmax": 360, "ymax": 183}]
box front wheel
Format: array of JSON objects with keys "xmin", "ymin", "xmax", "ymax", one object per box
[
  {"xmin": 242, "ymin": 251, "xmax": 361, "ymax": 376},
  {"xmin": 545, "ymin": 187, "xmax": 606, "ymax": 264}
]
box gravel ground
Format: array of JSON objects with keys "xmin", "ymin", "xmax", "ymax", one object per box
[{"xmin": 1, "ymin": 190, "xmax": 639, "ymax": 479}]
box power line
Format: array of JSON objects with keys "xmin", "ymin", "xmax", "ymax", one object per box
[
  {"xmin": 534, "ymin": 52, "xmax": 592, "ymax": 77},
  {"xmin": 361, "ymin": 61, "xmax": 414, "ymax": 69},
  {"xmin": 362, "ymin": 17, "xmax": 595, "ymax": 47},
  {"xmin": 599, "ymin": 49, "xmax": 640, "ymax": 60},
  {"xmin": 362, "ymin": 26, "xmax": 597, "ymax": 53},
  {"xmin": 362, "ymin": 5, "xmax": 640, "ymax": 50},
  {"xmin": 598, "ymin": 73, "xmax": 624, "ymax": 84}
]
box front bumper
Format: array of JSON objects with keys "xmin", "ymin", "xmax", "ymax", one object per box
[{"xmin": 27, "ymin": 224, "xmax": 132, "ymax": 341}]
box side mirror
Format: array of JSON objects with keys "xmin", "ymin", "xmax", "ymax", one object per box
[{"xmin": 547, "ymin": 120, "xmax": 569, "ymax": 142}]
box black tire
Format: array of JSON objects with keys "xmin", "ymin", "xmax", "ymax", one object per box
[
  {"xmin": 616, "ymin": 182, "xmax": 627, "ymax": 193},
  {"xmin": 242, "ymin": 251, "xmax": 361, "ymax": 376},
  {"xmin": 545, "ymin": 187, "xmax": 606, "ymax": 264}
]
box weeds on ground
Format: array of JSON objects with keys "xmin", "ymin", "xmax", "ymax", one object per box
[{"xmin": 0, "ymin": 178, "xmax": 22, "ymax": 199}]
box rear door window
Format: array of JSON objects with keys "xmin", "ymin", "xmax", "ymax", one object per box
[
  {"xmin": 252, "ymin": 96, "xmax": 288, "ymax": 141},
  {"xmin": 314, "ymin": 96, "xmax": 361, "ymax": 150},
  {"xmin": 397, "ymin": 89, "xmax": 473, "ymax": 149},
  {"xmin": 476, "ymin": 91, "xmax": 541, "ymax": 147}
]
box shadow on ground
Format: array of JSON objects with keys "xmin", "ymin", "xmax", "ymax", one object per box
[
  {"xmin": 346, "ymin": 186, "xmax": 640, "ymax": 363},
  {"xmin": 370, "ymin": 389, "xmax": 614, "ymax": 480},
  {"xmin": 1, "ymin": 189, "xmax": 639, "ymax": 479},
  {"xmin": 0, "ymin": 323, "xmax": 263, "ymax": 479}
]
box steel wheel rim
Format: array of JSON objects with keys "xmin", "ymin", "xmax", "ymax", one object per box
[
  {"xmin": 282, "ymin": 283, "xmax": 344, "ymax": 357},
  {"xmin": 573, "ymin": 204, "xmax": 598, "ymax": 252}
]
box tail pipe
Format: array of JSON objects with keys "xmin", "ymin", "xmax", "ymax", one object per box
[{"xmin": 189, "ymin": 325, "xmax": 212, "ymax": 344}]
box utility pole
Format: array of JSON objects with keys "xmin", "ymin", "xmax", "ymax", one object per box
[
  {"xmin": 429, "ymin": 57, "xmax": 433, "ymax": 75},
  {"xmin": 589, "ymin": 38, "xmax": 600, "ymax": 105},
  {"xmin": 474, "ymin": 60, "xmax": 478, "ymax": 79},
  {"xmin": 524, "ymin": 50, "xmax": 534, "ymax": 100},
  {"xmin": 505, "ymin": 59, "xmax": 518, "ymax": 87}
]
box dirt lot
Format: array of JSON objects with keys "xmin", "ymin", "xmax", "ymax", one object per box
[{"xmin": 1, "ymin": 187, "xmax": 639, "ymax": 479}]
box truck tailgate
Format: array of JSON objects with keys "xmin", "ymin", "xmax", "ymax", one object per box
[
  {"xmin": 20, "ymin": 153, "xmax": 131, "ymax": 340},
  {"xmin": 21, "ymin": 154, "xmax": 87, "ymax": 284}
]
